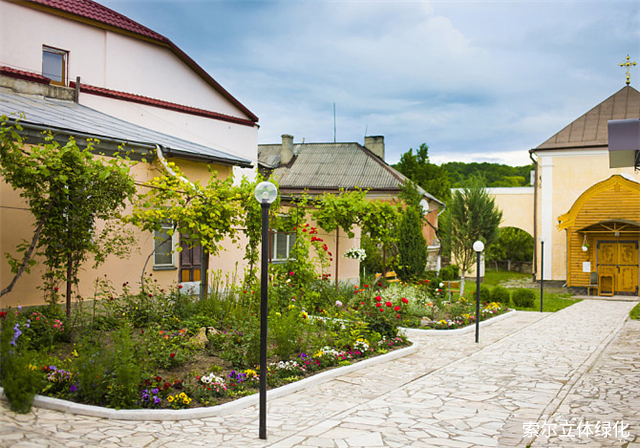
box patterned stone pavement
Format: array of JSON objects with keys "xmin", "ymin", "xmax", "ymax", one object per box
[{"xmin": 0, "ymin": 299, "xmax": 637, "ymax": 448}]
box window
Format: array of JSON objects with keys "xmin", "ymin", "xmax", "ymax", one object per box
[
  {"xmin": 42, "ymin": 46, "xmax": 68, "ymax": 86},
  {"xmin": 271, "ymin": 232, "xmax": 296, "ymax": 262},
  {"xmin": 154, "ymin": 222, "xmax": 177, "ymax": 269}
]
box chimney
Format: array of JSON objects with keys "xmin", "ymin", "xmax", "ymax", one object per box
[
  {"xmin": 281, "ymin": 134, "xmax": 294, "ymax": 165},
  {"xmin": 364, "ymin": 136, "xmax": 385, "ymax": 160}
]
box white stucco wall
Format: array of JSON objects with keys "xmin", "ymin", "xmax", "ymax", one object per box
[
  {"xmin": 535, "ymin": 149, "xmax": 640, "ymax": 281},
  {"xmin": 0, "ymin": 0, "xmax": 253, "ymax": 121}
]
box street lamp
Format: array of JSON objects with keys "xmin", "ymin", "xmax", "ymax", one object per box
[
  {"xmin": 254, "ymin": 181, "xmax": 278, "ymax": 440},
  {"xmin": 473, "ymin": 240, "xmax": 484, "ymax": 343}
]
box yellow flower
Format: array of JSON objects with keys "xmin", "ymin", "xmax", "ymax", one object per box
[
  {"xmin": 167, "ymin": 395, "xmax": 175, "ymax": 402},
  {"xmin": 179, "ymin": 392, "xmax": 187, "ymax": 399},
  {"xmin": 275, "ymin": 312, "xmax": 281, "ymax": 317}
]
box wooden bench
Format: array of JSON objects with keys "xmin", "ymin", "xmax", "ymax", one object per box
[
  {"xmin": 443, "ymin": 280, "xmax": 461, "ymax": 300},
  {"xmin": 373, "ymin": 270, "xmax": 401, "ymax": 283}
]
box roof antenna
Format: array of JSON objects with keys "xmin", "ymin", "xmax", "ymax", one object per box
[{"xmin": 333, "ymin": 102, "xmax": 336, "ymax": 143}]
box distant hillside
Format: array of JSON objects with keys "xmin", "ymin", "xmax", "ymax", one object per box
[{"xmin": 442, "ymin": 162, "xmax": 534, "ymax": 188}]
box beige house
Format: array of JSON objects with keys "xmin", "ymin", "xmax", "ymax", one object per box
[
  {"xmin": 0, "ymin": 0, "xmax": 259, "ymax": 307},
  {"xmin": 259, "ymin": 135, "xmax": 445, "ymax": 282},
  {"xmin": 491, "ymin": 84, "xmax": 640, "ymax": 295}
]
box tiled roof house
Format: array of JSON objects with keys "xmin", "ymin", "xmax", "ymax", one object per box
[{"xmin": 259, "ymin": 135, "xmax": 445, "ymax": 274}]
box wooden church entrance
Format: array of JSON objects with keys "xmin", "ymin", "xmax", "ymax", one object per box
[{"xmin": 596, "ymin": 240, "xmax": 639, "ymax": 295}]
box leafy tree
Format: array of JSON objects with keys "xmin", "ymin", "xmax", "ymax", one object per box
[
  {"xmin": 442, "ymin": 161, "xmax": 534, "ymax": 188},
  {"xmin": 394, "ymin": 143, "xmax": 451, "ymax": 202},
  {"xmin": 126, "ymin": 162, "xmax": 247, "ymax": 294},
  {"xmin": 313, "ymin": 189, "xmax": 367, "ymax": 284},
  {"xmin": 360, "ymin": 200, "xmax": 401, "ymax": 276},
  {"xmin": 445, "ymin": 176, "xmax": 502, "ymax": 295},
  {"xmin": 485, "ymin": 227, "xmax": 533, "ymax": 270},
  {"xmin": 395, "ymin": 182, "xmax": 428, "ymax": 281},
  {"xmin": 0, "ymin": 118, "xmax": 136, "ymax": 316}
]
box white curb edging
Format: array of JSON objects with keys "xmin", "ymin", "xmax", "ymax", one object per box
[
  {"xmin": 400, "ymin": 309, "xmax": 516, "ymax": 337},
  {"xmin": 0, "ymin": 344, "xmax": 418, "ymax": 421}
]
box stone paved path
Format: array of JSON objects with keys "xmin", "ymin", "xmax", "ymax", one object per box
[{"xmin": 0, "ymin": 299, "xmax": 637, "ymax": 447}]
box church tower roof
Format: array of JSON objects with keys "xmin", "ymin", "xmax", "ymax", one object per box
[{"xmin": 535, "ymin": 85, "xmax": 640, "ymax": 151}]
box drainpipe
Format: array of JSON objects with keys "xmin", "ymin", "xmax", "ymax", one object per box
[{"xmin": 529, "ymin": 150, "xmax": 538, "ymax": 280}]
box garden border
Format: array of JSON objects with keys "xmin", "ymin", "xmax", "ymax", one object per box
[
  {"xmin": 400, "ymin": 309, "xmax": 516, "ymax": 336},
  {"xmin": 0, "ymin": 311, "xmax": 516, "ymax": 421},
  {"xmin": 0, "ymin": 343, "xmax": 418, "ymax": 421}
]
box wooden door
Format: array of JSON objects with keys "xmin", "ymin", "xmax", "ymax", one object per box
[
  {"xmin": 618, "ymin": 242, "xmax": 639, "ymax": 294},
  {"xmin": 596, "ymin": 241, "xmax": 639, "ymax": 295},
  {"xmin": 179, "ymin": 238, "xmax": 202, "ymax": 282}
]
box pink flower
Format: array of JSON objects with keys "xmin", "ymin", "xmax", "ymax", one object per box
[{"xmin": 289, "ymin": 271, "xmax": 295, "ymax": 276}]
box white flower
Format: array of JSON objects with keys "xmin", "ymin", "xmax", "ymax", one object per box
[{"xmin": 335, "ymin": 300, "xmax": 343, "ymax": 307}]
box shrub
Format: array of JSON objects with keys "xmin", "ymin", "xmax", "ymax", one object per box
[
  {"xmin": 440, "ymin": 264, "xmax": 459, "ymax": 281},
  {"xmin": 512, "ymin": 288, "xmax": 536, "ymax": 308},
  {"xmin": 478, "ymin": 285, "xmax": 492, "ymax": 303},
  {"xmin": 0, "ymin": 310, "xmax": 44, "ymax": 413},
  {"xmin": 491, "ymin": 286, "xmax": 511, "ymax": 306}
]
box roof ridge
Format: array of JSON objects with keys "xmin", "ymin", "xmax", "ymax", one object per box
[{"xmin": 15, "ymin": 0, "xmax": 259, "ymax": 123}]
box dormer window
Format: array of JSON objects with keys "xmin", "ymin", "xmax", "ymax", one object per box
[{"xmin": 42, "ymin": 46, "xmax": 68, "ymax": 86}]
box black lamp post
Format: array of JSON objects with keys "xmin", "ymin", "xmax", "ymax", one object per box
[
  {"xmin": 254, "ymin": 181, "xmax": 278, "ymax": 440},
  {"xmin": 540, "ymin": 239, "xmax": 544, "ymax": 313},
  {"xmin": 473, "ymin": 240, "xmax": 484, "ymax": 343}
]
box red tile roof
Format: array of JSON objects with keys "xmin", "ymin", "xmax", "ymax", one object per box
[
  {"xmin": 0, "ymin": 66, "xmax": 255, "ymax": 126},
  {"xmin": 21, "ymin": 0, "xmax": 168, "ymax": 42},
  {"xmin": 15, "ymin": 0, "xmax": 259, "ymax": 123},
  {"xmin": 0, "ymin": 66, "xmax": 50, "ymax": 84},
  {"xmin": 69, "ymin": 80, "xmax": 257, "ymax": 127}
]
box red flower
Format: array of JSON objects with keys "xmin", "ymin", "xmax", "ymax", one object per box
[
  {"xmin": 170, "ymin": 353, "xmax": 175, "ymax": 359},
  {"xmin": 385, "ymin": 301, "xmax": 393, "ymax": 307},
  {"xmin": 289, "ymin": 271, "xmax": 295, "ymax": 276},
  {"xmin": 375, "ymin": 296, "xmax": 382, "ymax": 302},
  {"xmin": 401, "ymin": 297, "xmax": 409, "ymax": 304},
  {"xmin": 375, "ymin": 303, "xmax": 382, "ymax": 308},
  {"xmin": 54, "ymin": 287, "xmax": 59, "ymax": 292},
  {"xmin": 0, "ymin": 311, "xmax": 6, "ymax": 319},
  {"xmin": 178, "ymin": 285, "xmax": 183, "ymax": 289},
  {"xmin": 379, "ymin": 308, "xmax": 384, "ymax": 312},
  {"xmin": 394, "ymin": 305, "xmax": 401, "ymax": 311},
  {"xmin": 164, "ymin": 382, "xmax": 171, "ymax": 390},
  {"xmin": 397, "ymin": 314, "xmax": 401, "ymax": 319},
  {"xmin": 155, "ymin": 376, "xmax": 162, "ymax": 382}
]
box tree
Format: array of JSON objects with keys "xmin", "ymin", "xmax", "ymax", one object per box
[
  {"xmin": 394, "ymin": 143, "xmax": 451, "ymax": 202},
  {"xmin": 313, "ymin": 189, "xmax": 367, "ymax": 284},
  {"xmin": 126, "ymin": 162, "xmax": 247, "ymax": 295},
  {"xmin": 395, "ymin": 182, "xmax": 428, "ymax": 281},
  {"xmin": 360, "ymin": 200, "xmax": 401, "ymax": 276},
  {"xmin": 0, "ymin": 118, "xmax": 136, "ymax": 316},
  {"xmin": 445, "ymin": 177, "xmax": 502, "ymax": 295},
  {"xmin": 485, "ymin": 227, "xmax": 534, "ymax": 271}
]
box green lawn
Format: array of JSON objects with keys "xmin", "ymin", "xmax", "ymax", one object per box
[
  {"xmin": 631, "ymin": 303, "xmax": 640, "ymax": 320},
  {"xmin": 483, "ymin": 270, "xmax": 531, "ymax": 287},
  {"xmin": 511, "ymin": 294, "xmax": 581, "ymax": 313}
]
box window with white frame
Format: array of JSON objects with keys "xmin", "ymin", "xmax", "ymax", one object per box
[
  {"xmin": 154, "ymin": 221, "xmax": 177, "ymax": 269},
  {"xmin": 42, "ymin": 46, "xmax": 68, "ymax": 86},
  {"xmin": 271, "ymin": 232, "xmax": 296, "ymax": 262}
]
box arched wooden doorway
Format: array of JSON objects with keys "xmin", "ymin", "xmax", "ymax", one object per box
[{"xmin": 558, "ymin": 175, "xmax": 640, "ymax": 295}]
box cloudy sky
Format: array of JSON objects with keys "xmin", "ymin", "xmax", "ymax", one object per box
[{"xmin": 102, "ymin": 0, "xmax": 639, "ymax": 166}]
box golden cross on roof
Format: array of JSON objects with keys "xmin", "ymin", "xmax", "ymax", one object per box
[{"xmin": 620, "ymin": 54, "xmax": 637, "ymax": 85}]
